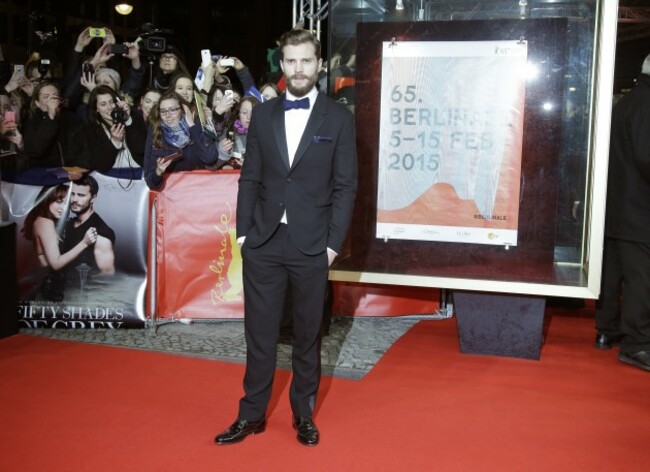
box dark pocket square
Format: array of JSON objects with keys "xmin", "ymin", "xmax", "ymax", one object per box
[{"xmin": 312, "ymin": 135, "xmax": 332, "ymax": 143}]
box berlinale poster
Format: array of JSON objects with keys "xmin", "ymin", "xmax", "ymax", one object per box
[{"xmin": 376, "ymin": 40, "xmax": 527, "ymax": 246}]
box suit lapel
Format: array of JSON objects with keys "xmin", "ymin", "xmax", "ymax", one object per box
[
  {"xmin": 291, "ymin": 93, "xmax": 326, "ymax": 170},
  {"xmin": 271, "ymin": 99, "xmax": 291, "ymax": 170}
]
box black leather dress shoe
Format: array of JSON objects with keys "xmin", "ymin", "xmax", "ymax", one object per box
[
  {"xmin": 292, "ymin": 416, "xmax": 319, "ymax": 446},
  {"xmin": 595, "ymin": 332, "xmax": 623, "ymax": 350},
  {"xmin": 618, "ymin": 350, "xmax": 650, "ymax": 372},
  {"xmin": 215, "ymin": 418, "xmax": 266, "ymax": 445}
]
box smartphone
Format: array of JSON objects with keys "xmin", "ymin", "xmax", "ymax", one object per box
[
  {"xmin": 4, "ymin": 111, "xmax": 16, "ymax": 123},
  {"xmin": 201, "ymin": 49, "xmax": 212, "ymax": 67},
  {"xmin": 224, "ymin": 89, "xmax": 234, "ymax": 101},
  {"xmin": 82, "ymin": 62, "xmax": 94, "ymax": 75},
  {"xmin": 89, "ymin": 27, "xmax": 106, "ymax": 38},
  {"xmin": 13, "ymin": 64, "xmax": 25, "ymax": 76},
  {"xmin": 108, "ymin": 44, "xmax": 129, "ymax": 55},
  {"xmin": 219, "ymin": 58, "xmax": 235, "ymax": 68},
  {"xmin": 161, "ymin": 151, "xmax": 183, "ymax": 164}
]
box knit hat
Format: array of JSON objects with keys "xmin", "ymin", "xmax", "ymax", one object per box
[{"xmin": 95, "ymin": 67, "xmax": 122, "ymax": 91}]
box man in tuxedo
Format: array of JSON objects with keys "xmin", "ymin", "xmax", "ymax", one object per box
[{"xmin": 215, "ymin": 29, "xmax": 358, "ymax": 446}]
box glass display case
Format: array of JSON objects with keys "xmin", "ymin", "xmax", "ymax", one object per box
[{"xmin": 327, "ymin": 0, "xmax": 618, "ymax": 299}]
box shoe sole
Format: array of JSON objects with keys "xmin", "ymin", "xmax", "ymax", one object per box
[
  {"xmin": 296, "ymin": 436, "xmax": 319, "ymax": 446},
  {"xmin": 618, "ymin": 353, "xmax": 650, "ymax": 372}
]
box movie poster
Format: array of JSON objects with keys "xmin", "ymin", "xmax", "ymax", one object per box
[
  {"xmin": 2, "ymin": 171, "xmax": 148, "ymax": 328},
  {"xmin": 376, "ymin": 40, "xmax": 527, "ymax": 246}
]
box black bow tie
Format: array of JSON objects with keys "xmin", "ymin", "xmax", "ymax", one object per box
[{"xmin": 284, "ymin": 97, "xmax": 310, "ymax": 111}]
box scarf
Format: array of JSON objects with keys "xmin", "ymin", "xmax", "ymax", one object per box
[
  {"xmin": 233, "ymin": 119, "xmax": 248, "ymax": 135},
  {"xmin": 161, "ymin": 119, "xmax": 191, "ymax": 149}
]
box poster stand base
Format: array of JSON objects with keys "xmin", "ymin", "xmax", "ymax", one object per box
[{"xmin": 453, "ymin": 291, "xmax": 545, "ymax": 360}]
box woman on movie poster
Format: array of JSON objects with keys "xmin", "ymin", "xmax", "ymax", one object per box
[{"xmin": 21, "ymin": 184, "xmax": 98, "ymax": 302}]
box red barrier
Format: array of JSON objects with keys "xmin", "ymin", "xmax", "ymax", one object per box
[{"xmin": 153, "ymin": 171, "xmax": 440, "ymax": 319}]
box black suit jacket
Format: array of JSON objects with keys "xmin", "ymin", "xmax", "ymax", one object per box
[
  {"xmin": 606, "ymin": 74, "xmax": 650, "ymax": 244},
  {"xmin": 236, "ymin": 93, "xmax": 358, "ymax": 255}
]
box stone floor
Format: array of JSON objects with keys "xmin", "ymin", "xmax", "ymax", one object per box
[{"xmin": 20, "ymin": 315, "xmax": 446, "ymax": 380}]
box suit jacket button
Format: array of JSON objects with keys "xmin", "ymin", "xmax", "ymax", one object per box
[
  {"xmin": 279, "ymin": 202, "xmax": 284, "ymax": 207},
  {"xmin": 287, "ymin": 178, "xmax": 292, "ymax": 182}
]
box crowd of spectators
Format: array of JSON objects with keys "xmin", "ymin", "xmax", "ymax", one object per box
[{"xmin": 0, "ymin": 26, "xmax": 355, "ymax": 189}]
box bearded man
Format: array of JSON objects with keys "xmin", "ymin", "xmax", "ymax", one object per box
[{"xmin": 215, "ymin": 29, "xmax": 358, "ymax": 447}]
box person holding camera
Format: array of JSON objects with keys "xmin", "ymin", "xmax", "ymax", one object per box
[
  {"xmin": 63, "ymin": 27, "xmax": 145, "ymax": 118},
  {"xmin": 142, "ymin": 91, "xmax": 228, "ymax": 190},
  {"xmin": 205, "ymin": 84, "xmax": 237, "ymax": 137},
  {"xmin": 217, "ymin": 95, "xmax": 260, "ymax": 169},
  {"xmin": 22, "ymin": 80, "xmax": 84, "ymax": 170},
  {"xmin": 73, "ymin": 84, "xmax": 146, "ymax": 173}
]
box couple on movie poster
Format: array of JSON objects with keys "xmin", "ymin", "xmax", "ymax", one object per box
[{"xmin": 5, "ymin": 171, "xmax": 148, "ymax": 328}]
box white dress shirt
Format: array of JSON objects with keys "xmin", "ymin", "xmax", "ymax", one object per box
[{"xmin": 281, "ymin": 87, "xmax": 319, "ymax": 224}]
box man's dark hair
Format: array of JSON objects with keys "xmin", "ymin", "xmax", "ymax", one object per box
[
  {"xmin": 279, "ymin": 29, "xmax": 321, "ymax": 60},
  {"xmin": 75, "ymin": 174, "xmax": 99, "ymax": 196}
]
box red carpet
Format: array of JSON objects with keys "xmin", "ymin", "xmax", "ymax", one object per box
[{"xmin": 1, "ymin": 311, "xmax": 649, "ymax": 471}]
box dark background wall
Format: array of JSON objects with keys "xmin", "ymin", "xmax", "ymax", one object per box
[
  {"xmin": 0, "ymin": 0, "xmax": 295, "ymax": 85},
  {"xmin": 3, "ymin": 1, "xmax": 650, "ymax": 92}
]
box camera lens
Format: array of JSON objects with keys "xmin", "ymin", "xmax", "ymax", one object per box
[{"xmin": 110, "ymin": 107, "xmax": 128, "ymax": 124}]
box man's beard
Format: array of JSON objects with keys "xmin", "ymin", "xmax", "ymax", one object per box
[
  {"xmin": 71, "ymin": 203, "xmax": 90, "ymax": 217},
  {"xmin": 285, "ymin": 72, "xmax": 318, "ymax": 97}
]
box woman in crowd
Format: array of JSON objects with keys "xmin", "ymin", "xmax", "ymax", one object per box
[
  {"xmin": 21, "ymin": 184, "xmax": 97, "ymax": 301},
  {"xmin": 259, "ymin": 82, "xmax": 280, "ymax": 101},
  {"xmin": 74, "ymin": 45, "xmax": 144, "ymax": 120},
  {"xmin": 0, "ymin": 91, "xmax": 25, "ymax": 170},
  {"xmin": 64, "ymin": 29, "xmax": 145, "ymax": 118},
  {"xmin": 75, "ymin": 84, "xmax": 147, "ymax": 172},
  {"xmin": 151, "ymin": 46, "xmax": 191, "ymax": 93},
  {"xmin": 143, "ymin": 91, "xmax": 227, "ymax": 189},
  {"xmin": 205, "ymin": 84, "xmax": 236, "ymax": 137},
  {"xmin": 170, "ymin": 73, "xmax": 197, "ymax": 110},
  {"xmin": 22, "ymin": 80, "xmax": 83, "ymax": 169},
  {"xmin": 136, "ymin": 88, "xmax": 161, "ymax": 124},
  {"xmin": 218, "ymin": 95, "xmax": 259, "ymax": 169}
]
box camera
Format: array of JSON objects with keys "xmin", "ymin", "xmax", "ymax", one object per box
[
  {"xmin": 38, "ymin": 59, "xmax": 51, "ymax": 76},
  {"xmin": 111, "ymin": 107, "xmax": 128, "ymax": 125},
  {"xmin": 137, "ymin": 23, "xmax": 171, "ymax": 54},
  {"xmin": 108, "ymin": 44, "xmax": 129, "ymax": 55},
  {"xmin": 141, "ymin": 36, "xmax": 166, "ymax": 54}
]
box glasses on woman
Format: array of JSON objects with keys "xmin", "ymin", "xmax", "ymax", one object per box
[{"xmin": 160, "ymin": 107, "xmax": 181, "ymax": 116}]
